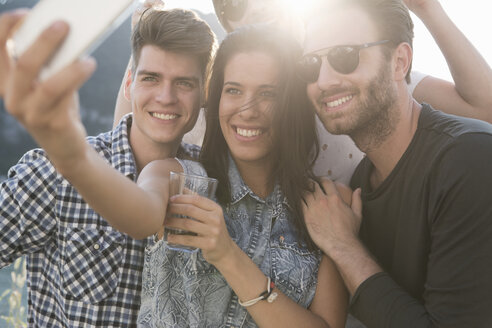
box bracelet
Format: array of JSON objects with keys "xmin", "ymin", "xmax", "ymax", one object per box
[{"xmin": 238, "ymin": 276, "xmax": 278, "ymax": 307}]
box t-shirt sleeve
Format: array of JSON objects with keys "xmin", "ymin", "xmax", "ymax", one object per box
[
  {"xmin": 408, "ymin": 70, "xmax": 428, "ymax": 95},
  {"xmin": 0, "ymin": 149, "xmax": 58, "ymax": 267},
  {"xmin": 351, "ymin": 132, "xmax": 492, "ymax": 327}
]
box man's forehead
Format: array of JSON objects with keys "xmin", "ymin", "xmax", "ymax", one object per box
[
  {"xmin": 303, "ymin": 5, "xmax": 378, "ymax": 55},
  {"xmin": 137, "ymin": 45, "xmax": 202, "ymax": 81}
]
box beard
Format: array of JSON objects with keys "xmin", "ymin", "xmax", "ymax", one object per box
[{"xmin": 319, "ymin": 63, "xmax": 399, "ymax": 152}]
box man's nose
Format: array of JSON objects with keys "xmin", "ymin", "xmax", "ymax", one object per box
[{"xmin": 155, "ymin": 82, "xmax": 178, "ymax": 105}]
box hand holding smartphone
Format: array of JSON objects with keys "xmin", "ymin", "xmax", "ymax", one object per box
[{"xmin": 8, "ymin": 0, "xmax": 137, "ymax": 81}]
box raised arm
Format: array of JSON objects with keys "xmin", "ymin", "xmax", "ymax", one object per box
[
  {"xmin": 406, "ymin": 0, "xmax": 492, "ymax": 122},
  {"xmin": 0, "ymin": 11, "xmax": 175, "ymax": 240},
  {"xmin": 113, "ymin": 62, "xmax": 133, "ymax": 127}
]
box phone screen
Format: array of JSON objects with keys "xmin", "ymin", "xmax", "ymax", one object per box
[{"xmin": 9, "ymin": 0, "xmax": 136, "ymax": 80}]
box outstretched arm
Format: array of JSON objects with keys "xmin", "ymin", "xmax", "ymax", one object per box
[
  {"xmin": 407, "ymin": 0, "xmax": 492, "ymax": 122},
  {"xmin": 0, "ymin": 11, "xmax": 176, "ymax": 240}
]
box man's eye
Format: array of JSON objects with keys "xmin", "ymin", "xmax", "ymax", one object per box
[
  {"xmin": 177, "ymin": 81, "xmax": 195, "ymax": 89},
  {"xmin": 142, "ymin": 76, "xmax": 157, "ymax": 82}
]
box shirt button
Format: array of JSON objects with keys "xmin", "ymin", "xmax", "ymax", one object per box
[{"xmin": 93, "ymin": 243, "xmax": 100, "ymax": 250}]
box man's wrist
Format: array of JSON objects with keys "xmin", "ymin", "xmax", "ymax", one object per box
[
  {"xmin": 53, "ymin": 143, "xmax": 92, "ymax": 180},
  {"xmin": 325, "ymin": 238, "xmax": 383, "ymax": 295}
]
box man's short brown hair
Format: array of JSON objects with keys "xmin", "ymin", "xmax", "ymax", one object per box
[{"xmin": 131, "ymin": 8, "xmax": 217, "ymax": 83}]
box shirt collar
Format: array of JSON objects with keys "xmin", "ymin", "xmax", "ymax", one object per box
[{"xmin": 228, "ymin": 154, "xmax": 286, "ymax": 216}]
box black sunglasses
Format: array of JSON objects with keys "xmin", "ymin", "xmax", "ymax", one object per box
[
  {"xmin": 297, "ymin": 40, "xmax": 390, "ymax": 83},
  {"xmin": 220, "ymin": 0, "xmax": 248, "ymax": 22}
]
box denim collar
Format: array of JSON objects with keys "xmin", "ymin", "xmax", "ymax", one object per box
[{"xmin": 227, "ymin": 154, "xmax": 287, "ymax": 217}]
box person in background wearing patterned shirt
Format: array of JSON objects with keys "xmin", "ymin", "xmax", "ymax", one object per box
[{"xmin": 0, "ymin": 8, "xmax": 216, "ymax": 327}]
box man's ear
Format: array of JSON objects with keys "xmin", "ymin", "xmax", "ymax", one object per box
[
  {"xmin": 393, "ymin": 42, "xmax": 412, "ymax": 82},
  {"xmin": 124, "ymin": 69, "xmax": 133, "ymax": 101}
]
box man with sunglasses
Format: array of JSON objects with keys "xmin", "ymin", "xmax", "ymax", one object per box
[
  {"xmin": 208, "ymin": 0, "xmax": 492, "ymax": 190},
  {"xmin": 301, "ymin": 0, "xmax": 492, "ymax": 327}
]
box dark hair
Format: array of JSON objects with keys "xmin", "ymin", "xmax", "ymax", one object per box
[
  {"xmin": 200, "ymin": 25, "xmax": 320, "ymax": 250},
  {"xmin": 131, "ymin": 8, "xmax": 217, "ymax": 82},
  {"xmin": 313, "ymin": 0, "xmax": 414, "ymax": 83}
]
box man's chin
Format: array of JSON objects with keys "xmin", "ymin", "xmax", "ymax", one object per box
[{"xmin": 319, "ymin": 117, "xmax": 354, "ymax": 136}]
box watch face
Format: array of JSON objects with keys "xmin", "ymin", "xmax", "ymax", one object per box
[{"xmin": 221, "ymin": 0, "xmax": 248, "ymax": 22}]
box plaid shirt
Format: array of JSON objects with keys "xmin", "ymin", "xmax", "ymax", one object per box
[{"xmin": 0, "ymin": 114, "xmax": 200, "ymax": 327}]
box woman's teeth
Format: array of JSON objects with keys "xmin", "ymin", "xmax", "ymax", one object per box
[{"xmin": 236, "ymin": 127, "xmax": 262, "ymax": 137}]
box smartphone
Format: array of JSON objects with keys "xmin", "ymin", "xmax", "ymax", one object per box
[{"xmin": 8, "ymin": 0, "xmax": 137, "ymax": 81}]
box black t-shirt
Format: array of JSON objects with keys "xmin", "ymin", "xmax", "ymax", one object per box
[{"xmin": 350, "ymin": 105, "xmax": 492, "ymax": 327}]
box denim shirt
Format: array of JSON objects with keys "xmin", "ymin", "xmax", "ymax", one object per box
[{"xmin": 138, "ymin": 157, "xmax": 321, "ymax": 328}]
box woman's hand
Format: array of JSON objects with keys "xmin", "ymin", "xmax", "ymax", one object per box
[{"xmin": 165, "ymin": 194, "xmax": 236, "ymax": 265}]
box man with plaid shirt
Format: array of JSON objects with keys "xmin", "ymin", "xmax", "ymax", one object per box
[{"xmin": 0, "ymin": 8, "xmax": 216, "ymax": 327}]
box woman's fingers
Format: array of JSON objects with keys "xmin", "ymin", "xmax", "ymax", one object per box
[{"xmin": 170, "ymin": 194, "xmax": 218, "ymax": 211}]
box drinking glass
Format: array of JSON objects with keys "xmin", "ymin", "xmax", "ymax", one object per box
[{"xmin": 164, "ymin": 171, "xmax": 218, "ymax": 253}]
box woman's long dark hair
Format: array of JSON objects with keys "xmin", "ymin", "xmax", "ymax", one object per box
[{"xmin": 200, "ymin": 25, "xmax": 320, "ymax": 250}]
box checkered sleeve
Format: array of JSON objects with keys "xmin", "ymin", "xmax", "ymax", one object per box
[{"xmin": 0, "ymin": 148, "xmax": 58, "ymax": 266}]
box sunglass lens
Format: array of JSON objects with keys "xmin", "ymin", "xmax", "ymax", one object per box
[
  {"xmin": 223, "ymin": 0, "xmax": 248, "ymax": 22},
  {"xmin": 297, "ymin": 55, "xmax": 321, "ymax": 83},
  {"xmin": 328, "ymin": 46, "xmax": 359, "ymax": 74}
]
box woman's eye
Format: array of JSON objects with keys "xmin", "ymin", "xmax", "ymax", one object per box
[
  {"xmin": 260, "ymin": 90, "xmax": 277, "ymax": 98},
  {"xmin": 224, "ymin": 87, "xmax": 241, "ymax": 95}
]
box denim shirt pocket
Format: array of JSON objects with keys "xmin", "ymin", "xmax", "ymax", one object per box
[
  {"xmin": 60, "ymin": 227, "xmax": 126, "ymax": 304},
  {"xmin": 270, "ymin": 236, "xmax": 320, "ymax": 306}
]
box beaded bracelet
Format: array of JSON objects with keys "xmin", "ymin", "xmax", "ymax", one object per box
[{"xmin": 238, "ymin": 276, "xmax": 278, "ymax": 307}]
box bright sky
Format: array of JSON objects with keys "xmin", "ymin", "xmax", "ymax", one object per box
[{"xmin": 164, "ymin": 0, "xmax": 492, "ymax": 82}]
